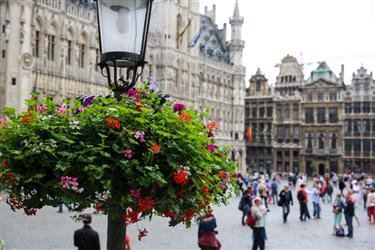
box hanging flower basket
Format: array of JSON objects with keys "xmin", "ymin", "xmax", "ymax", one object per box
[{"xmin": 0, "ymin": 80, "xmax": 236, "ymax": 240}]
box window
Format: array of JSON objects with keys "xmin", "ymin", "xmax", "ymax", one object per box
[
  {"xmin": 364, "ymin": 120, "xmax": 371, "ymax": 133},
  {"xmin": 305, "ymin": 108, "xmax": 314, "ymax": 123},
  {"xmin": 363, "ymin": 140, "xmax": 371, "ymax": 152},
  {"xmin": 345, "ymin": 103, "xmax": 352, "ymax": 113},
  {"xmin": 330, "ymin": 92, "xmax": 337, "ymax": 101},
  {"xmin": 353, "ymin": 120, "xmax": 360, "ymax": 132},
  {"xmin": 372, "ymin": 102, "xmax": 375, "ymax": 113},
  {"xmin": 363, "ymin": 102, "xmax": 370, "ymax": 113},
  {"xmin": 2, "ymin": 25, "xmax": 5, "ymax": 33},
  {"xmin": 67, "ymin": 40, "xmax": 72, "ymax": 65},
  {"xmin": 354, "ymin": 102, "xmax": 361, "ymax": 113},
  {"xmin": 78, "ymin": 44, "xmax": 85, "ymax": 68},
  {"xmin": 330, "ymin": 132, "xmax": 337, "ymax": 149},
  {"xmin": 293, "ymin": 108, "xmax": 299, "ymax": 121},
  {"xmin": 1, "ymin": 50, "xmax": 4, "ymax": 58},
  {"xmin": 11, "ymin": 78, "xmax": 16, "ymax": 86},
  {"xmin": 259, "ymin": 107, "xmax": 265, "ymax": 117},
  {"xmin": 317, "ymin": 108, "xmax": 326, "ymax": 123},
  {"xmin": 33, "ymin": 30, "xmax": 40, "ymax": 57},
  {"xmin": 293, "ymin": 127, "xmax": 299, "ymax": 141},
  {"xmin": 252, "ymin": 107, "xmax": 257, "ymax": 118},
  {"xmin": 305, "ymin": 132, "xmax": 313, "ymax": 149},
  {"xmin": 317, "ymin": 92, "xmax": 324, "ymax": 101},
  {"xmin": 266, "ymin": 107, "xmax": 272, "ymax": 117},
  {"xmin": 277, "ymin": 108, "xmax": 282, "ymax": 122},
  {"xmin": 329, "ymin": 108, "xmax": 338, "ymax": 123},
  {"xmin": 345, "ymin": 139, "xmax": 352, "ymax": 154},
  {"xmin": 373, "ymin": 119, "xmax": 375, "ymax": 133},
  {"xmin": 344, "ymin": 120, "xmax": 352, "ymax": 133},
  {"xmin": 284, "ymin": 106, "xmax": 290, "ymax": 120},
  {"xmin": 306, "ymin": 93, "xmax": 313, "ymax": 102},
  {"xmin": 47, "ymin": 34, "xmax": 55, "ymax": 61},
  {"xmin": 318, "ymin": 132, "xmax": 325, "ymax": 149},
  {"xmin": 256, "ymin": 80, "xmax": 261, "ymax": 91},
  {"xmin": 353, "ymin": 139, "xmax": 361, "ymax": 152}
]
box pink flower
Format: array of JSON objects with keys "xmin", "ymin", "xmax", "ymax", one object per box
[
  {"xmin": 56, "ymin": 104, "xmax": 68, "ymax": 114},
  {"xmin": 123, "ymin": 148, "xmax": 133, "ymax": 159},
  {"xmin": 37, "ymin": 104, "xmax": 48, "ymax": 114},
  {"xmin": 134, "ymin": 97, "xmax": 141, "ymax": 103},
  {"xmin": 207, "ymin": 144, "xmax": 216, "ymax": 152},
  {"xmin": 60, "ymin": 176, "xmax": 78, "ymax": 189},
  {"xmin": 135, "ymin": 130, "xmax": 145, "ymax": 143},
  {"xmin": 127, "ymin": 89, "xmax": 138, "ymax": 97},
  {"xmin": 77, "ymin": 107, "xmax": 85, "ymax": 113},
  {"xmin": 130, "ymin": 188, "xmax": 141, "ymax": 199},
  {"xmin": 173, "ymin": 103, "xmax": 186, "ymax": 112},
  {"xmin": 0, "ymin": 117, "xmax": 10, "ymax": 125},
  {"xmin": 219, "ymin": 182, "xmax": 226, "ymax": 190}
]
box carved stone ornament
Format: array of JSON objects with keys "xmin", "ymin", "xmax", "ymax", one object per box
[{"xmin": 21, "ymin": 52, "xmax": 33, "ymax": 69}]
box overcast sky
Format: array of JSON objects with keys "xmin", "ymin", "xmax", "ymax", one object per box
[{"xmin": 199, "ymin": 0, "xmax": 375, "ymax": 86}]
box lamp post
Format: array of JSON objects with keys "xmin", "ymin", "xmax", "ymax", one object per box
[
  {"xmin": 96, "ymin": 0, "xmax": 153, "ymax": 98},
  {"xmin": 95, "ymin": 1, "xmax": 153, "ymax": 249}
]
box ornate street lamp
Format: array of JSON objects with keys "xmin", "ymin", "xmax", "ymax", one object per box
[{"xmin": 96, "ymin": 0, "xmax": 153, "ymax": 96}]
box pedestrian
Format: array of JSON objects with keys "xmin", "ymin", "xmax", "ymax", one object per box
[
  {"xmin": 58, "ymin": 201, "xmax": 71, "ymax": 213},
  {"xmin": 297, "ymin": 184, "xmax": 311, "ymax": 221},
  {"xmin": 271, "ymin": 178, "xmax": 278, "ymax": 205},
  {"xmin": 239, "ymin": 189, "xmax": 252, "ymax": 226},
  {"xmin": 312, "ymin": 182, "xmax": 321, "ymax": 219},
  {"xmin": 326, "ymin": 181, "xmax": 334, "ymax": 203},
  {"xmin": 361, "ymin": 183, "xmax": 368, "ymax": 210},
  {"xmin": 332, "ymin": 193, "xmax": 344, "ymax": 235},
  {"xmin": 339, "ymin": 178, "xmax": 345, "ymax": 196},
  {"xmin": 74, "ymin": 214, "xmax": 100, "ymax": 250},
  {"xmin": 251, "ymin": 197, "xmax": 268, "ymax": 250},
  {"xmin": 236, "ymin": 175, "xmax": 243, "ymax": 196},
  {"xmin": 198, "ymin": 209, "xmax": 221, "ymax": 250},
  {"xmin": 279, "ymin": 185, "xmax": 293, "ymax": 223},
  {"xmin": 351, "ymin": 180, "xmax": 360, "ymax": 208},
  {"xmin": 258, "ymin": 181, "xmax": 268, "ymax": 209},
  {"xmin": 344, "ymin": 191, "xmax": 355, "ymax": 238},
  {"xmin": 366, "ymin": 187, "xmax": 375, "ymax": 224}
]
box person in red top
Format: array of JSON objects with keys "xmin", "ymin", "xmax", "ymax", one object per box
[
  {"xmin": 125, "ymin": 234, "xmax": 131, "ymax": 250},
  {"xmin": 297, "ymin": 184, "xmax": 311, "ymax": 221}
]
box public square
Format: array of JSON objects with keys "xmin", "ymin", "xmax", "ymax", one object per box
[{"xmin": 1, "ymin": 185, "xmax": 374, "ymax": 250}]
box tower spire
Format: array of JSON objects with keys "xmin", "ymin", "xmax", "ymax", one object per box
[{"xmin": 234, "ymin": 0, "xmax": 240, "ymax": 17}]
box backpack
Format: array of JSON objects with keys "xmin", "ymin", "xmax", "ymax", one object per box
[
  {"xmin": 335, "ymin": 227, "xmax": 345, "ymax": 237},
  {"xmin": 246, "ymin": 211, "xmax": 256, "ymax": 228},
  {"xmin": 297, "ymin": 190, "xmax": 304, "ymax": 202}
]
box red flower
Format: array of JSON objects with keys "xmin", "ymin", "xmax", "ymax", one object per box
[
  {"xmin": 21, "ymin": 114, "xmax": 37, "ymax": 124},
  {"xmin": 2, "ymin": 160, "xmax": 7, "ymax": 169},
  {"xmin": 123, "ymin": 210, "xmax": 141, "ymax": 225},
  {"xmin": 150, "ymin": 144, "xmax": 161, "ymax": 154},
  {"xmin": 6, "ymin": 171, "xmax": 15, "ymax": 184},
  {"xmin": 138, "ymin": 228, "xmax": 148, "ymax": 241},
  {"xmin": 137, "ymin": 196, "xmax": 155, "ymax": 212},
  {"xmin": 95, "ymin": 203, "xmax": 104, "ymax": 213},
  {"xmin": 206, "ymin": 120, "xmax": 218, "ymax": 130},
  {"xmin": 24, "ymin": 207, "xmax": 37, "ymax": 216},
  {"xmin": 207, "ymin": 131, "xmax": 214, "ymax": 137},
  {"xmin": 163, "ymin": 210, "xmax": 177, "ymax": 219},
  {"xmin": 8, "ymin": 197, "xmax": 25, "ymax": 210},
  {"xmin": 200, "ymin": 185, "xmax": 209, "ymax": 194},
  {"xmin": 178, "ymin": 112, "xmax": 191, "ymax": 122},
  {"xmin": 184, "ymin": 210, "xmax": 195, "ymax": 223},
  {"xmin": 173, "ymin": 169, "xmax": 188, "ymax": 185},
  {"xmin": 106, "ymin": 117, "xmax": 121, "ymax": 130}
]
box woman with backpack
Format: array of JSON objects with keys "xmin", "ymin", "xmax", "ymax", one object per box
[
  {"xmin": 239, "ymin": 189, "xmax": 252, "ymax": 225},
  {"xmin": 198, "ymin": 209, "xmax": 221, "ymax": 250}
]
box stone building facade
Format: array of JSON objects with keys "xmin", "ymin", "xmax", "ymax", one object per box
[
  {"xmin": 246, "ymin": 55, "xmax": 373, "ymax": 175},
  {"xmin": 0, "ymin": 0, "xmax": 246, "ymax": 172},
  {"xmin": 343, "ymin": 67, "xmax": 375, "ymax": 174},
  {"xmin": 245, "ymin": 69, "xmax": 273, "ymax": 173}
]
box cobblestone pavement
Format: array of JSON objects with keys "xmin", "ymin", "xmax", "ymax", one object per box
[{"xmin": 1, "ymin": 186, "xmax": 374, "ymax": 250}]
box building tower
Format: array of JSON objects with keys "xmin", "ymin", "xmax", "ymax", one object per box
[{"xmin": 229, "ymin": 0, "xmax": 244, "ymax": 66}]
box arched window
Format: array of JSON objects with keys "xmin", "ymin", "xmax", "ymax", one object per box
[
  {"xmin": 66, "ymin": 28, "xmax": 74, "ymax": 65},
  {"xmin": 78, "ymin": 33, "xmax": 87, "ymax": 68},
  {"xmin": 33, "ymin": 19, "xmax": 42, "ymax": 58},
  {"xmin": 47, "ymin": 24, "xmax": 57, "ymax": 61}
]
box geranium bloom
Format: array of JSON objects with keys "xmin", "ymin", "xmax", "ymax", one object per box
[
  {"xmin": 123, "ymin": 148, "xmax": 133, "ymax": 159},
  {"xmin": 133, "ymin": 97, "xmax": 141, "ymax": 103},
  {"xmin": 56, "ymin": 104, "xmax": 68, "ymax": 113},
  {"xmin": 130, "ymin": 188, "xmax": 141, "ymax": 199},
  {"xmin": 184, "ymin": 210, "xmax": 195, "ymax": 223},
  {"xmin": 123, "ymin": 210, "xmax": 141, "ymax": 225},
  {"xmin": 207, "ymin": 131, "xmax": 214, "ymax": 137},
  {"xmin": 24, "ymin": 207, "xmax": 37, "ymax": 216},
  {"xmin": 151, "ymin": 144, "xmax": 161, "ymax": 153},
  {"xmin": 60, "ymin": 176, "xmax": 78, "ymax": 189},
  {"xmin": 106, "ymin": 117, "xmax": 121, "ymax": 130},
  {"xmin": 206, "ymin": 120, "xmax": 218, "ymax": 130},
  {"xmin": 21, "ymin": 114, "xmax": 37, "ymax": 124},
  {"xmin": 173, "ymin": 103, "xmax": 186, "ymax": 112},
  {"xmin": 0, "ymin": 117, "xmax": 10, "ymax": 124},
  {"xmin": 137, "ymin": 196, "xmax": 155, "ymax": 212},
  {"xmin": 37, "ymin": 104, "xmax": 47, "ymax": 114},
  {"xmin": 135, "ymin": 130, "xmax": 145, "ymax": 142},
  {"xmin": 173, "ymin": 169, "xmax": 188, "ymax": 185},
  {"xmin": 178, "ymin": 112, "xmax": 191, "ymax": 122},
  {"xmin": 127, "ymin": 89, "xmax": 138, "ymax": 96},
  {"xmin": 207, "ymin": 144, "xmax": 216, "ymax": 152},
  {"xmin": 95, "ymin": 202, "xmax": 104, "ymax": 213},
  {"xmin": 200, "ymin": 185, "xmax": 209, "ymax": 193}
]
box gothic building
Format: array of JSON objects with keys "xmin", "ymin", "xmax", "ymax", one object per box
[
  {"xmin": 0, "ymin": 0, "xmax": 246, "ymax": 172},
  {"xmin": 245, "ymin": 68, "xmax": 273, "ymax": 172},
  {"xmin": 343, "ymin": 67, "xmax": 375, "ymax": 174}
]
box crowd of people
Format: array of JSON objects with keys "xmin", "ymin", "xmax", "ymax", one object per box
[{"xmin": 231, "ymin": 171, "xmax": 375, "ymax": 250}]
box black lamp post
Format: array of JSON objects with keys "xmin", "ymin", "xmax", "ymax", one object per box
[{"xmin": 96, "ymin": 0, "xmax": 153, "ymax": 97}]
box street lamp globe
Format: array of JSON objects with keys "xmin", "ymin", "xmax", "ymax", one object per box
[{"xmin": 96, "ymin": 0, "xmax": 153, "ymax": 94}]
